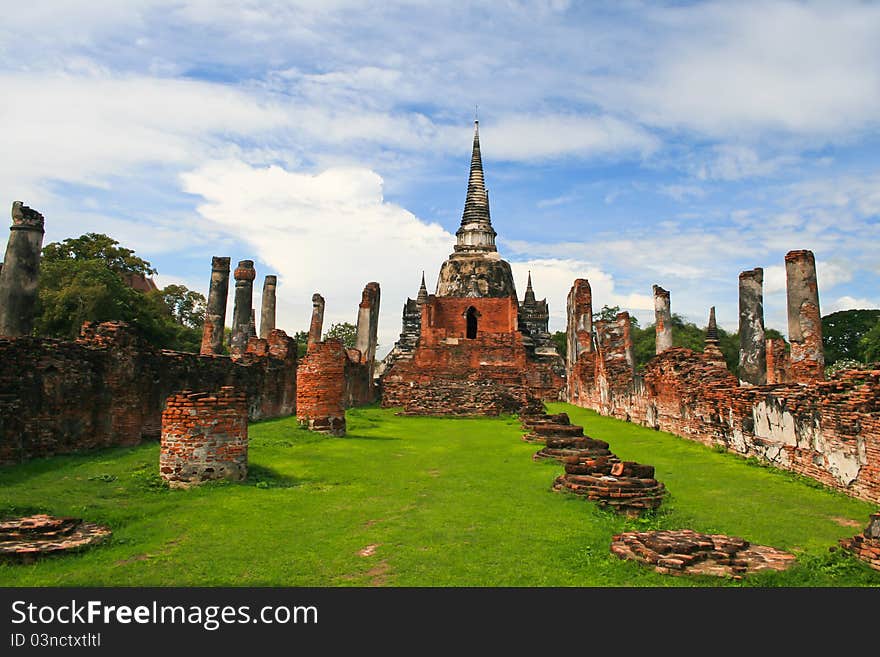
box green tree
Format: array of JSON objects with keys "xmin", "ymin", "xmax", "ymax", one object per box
[
  {"xmin": 593, "ymin": 304, "xmax": 621, "ymax": 323},
  {"xmin": 36, "ymin": 233, "xmax": 205, "ymax": 352},
  {"xmin": 860, "ymin": 320, "xmax": 880, "ymax": 363},
  {"xmin": 551, "ymin": 330, "xmax": 566, "ymax": 358},
  {"xmin": 152, "ymin": 284, "xmax": 206, "ymax": 330},
  {"xmin": 325, "ymin": 322, "xmax": 358, "ymax": 348},
  {"xmin": 822, "ymin": 309, "xmax": 880, "ymax": 364},
  {"xmin": 42, "ymin": 233, "xmax": 156, "ymax": 277},
  {"xmin": 292, "ymin": 330, "xmax": 310, "ymax": 359}
]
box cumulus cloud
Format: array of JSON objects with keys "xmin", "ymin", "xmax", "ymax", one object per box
[
  {"xmin": 591, "ymin": 1, "xmax": 880, "ymax": 139},
  {"xmin": 826, "ymin": 295, "xmax": 880, "ymax": 314},
  {"xmin": 0, "ymin": 72, "xmax": 289, "ymax": 194},
  {"xmin": 180, "ymin": 160, "xmax": 453, "ymax": 354}
]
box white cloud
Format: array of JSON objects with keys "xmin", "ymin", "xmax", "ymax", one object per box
[
  {"xmin": 695, "ymin": 145, "xmax": 798, "ymax": 181},
  {"xmin": 476, "ymin": 115, "xmax": 658, "ymax": 161},
  {"xmin": 0, "ymin": 72, "xmax": 289, "ymax": 193},
  {"xmin": 507, "ymin": 259, "xmax": 654, "ymax": 332},
  {"xmin": 592, "ymin": 1, "xmax": 880, "ymax": 139},
  {"xmin": 180, "ymin": 160, "xmax": 453, "ymax": 355},
  {"xmin": 826, "ymin": 295, "xmax": 880, "ymax": 314},
  {"xmin": 658, "ymin": 184, "xmax": 706, "ymax": 202}
]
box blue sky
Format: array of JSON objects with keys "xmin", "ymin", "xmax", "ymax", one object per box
[{"xmin": 2, "ymin": 0, "xmax": 879, "ymax": 355}]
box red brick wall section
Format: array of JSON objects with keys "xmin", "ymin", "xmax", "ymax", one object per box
[
  {"xmin": 0, "ymin": 321, "xmax": 297, "ymax": 464},
  {"xmin": 381, "ymin": 330, "xmax": 563, "ymax": 415},
  {"xmin": 567, "ymin": 345, "xmax": 880, "ymax": 504},
  {"xmin": 766, "ymin": 338, "xmax": 789, "ymax": 384},
  {"xmin": 160, "ymin": 388, "xmax": 248, "ymax": 487},
  {"xmin": 422, "ymin": 296, "xmax": 519, "ymax": 338}
]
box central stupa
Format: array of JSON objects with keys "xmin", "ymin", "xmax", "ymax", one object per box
[{"xmin": 435, "ymin": 120, "xmax": 517, "ymax": 298}]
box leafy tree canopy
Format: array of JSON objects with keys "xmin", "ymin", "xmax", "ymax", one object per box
[
  {"xmin": 325, "ymin": 322, "xmax": 357, "ymax": 349},
  {"xmin": 822, "ymin": 309, "xmax": 880, "ymax": 364},
  {"xmin": 36, "ymin": 233, "xmax": 204, "ymax": 352},
  {"xmin": 860, "ymin": 320, "xmax": 880, "ymax": 363},
  {"xmin": 42, "ymin": 233, "xmax": 156, "ymax": 277}
]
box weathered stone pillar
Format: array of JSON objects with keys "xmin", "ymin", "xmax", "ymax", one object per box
[
  {"xmin": 308, "ymin": 293, "xmax": 325, "ymax": 346},
  {"xmin": 653, "ymin": 285, "xmax": 673, "ymax": 354},
  {"xmin": 355, "ymin": 282, "xmax": 381, "ymax": 376},
  {"xmin": 566, "ymin": 279, "xmax": 593, "ymax": 372},
  {"xmin": 259, "ymin": 275, "xmax": 277, "ymax": 339},
  {"xmin": 0, "ymin": 202, "xmax": 45, "ymax": 337},
  {"xmin": 785, "ymin": 249, "xmax": 824, "ymax": 382},
  {"xmin": 200, "ymin": 256, "xmax": 230, "ymax": 355},
  {"xmin": 738, "ymin": 268, "xmax": 766, "ymax": 385},
  {"xmin": 230, "ymin": 260, "xmax": 256, "ymax": 354},
  {"xmin": 704, "ymin": 307, "xmax": 726, "ymax": 368},
  {"xmin": 618, "ymin": 311, "xmax": 635, "ymax": 373}
]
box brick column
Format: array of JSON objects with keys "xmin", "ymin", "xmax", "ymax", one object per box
[
  {"xmin": 200, "ymin": 256, "xmax": 230, "ymax": 355},
  {"xmin": 738, "ymin": 267, "xmax": 766, "ymax": 385},
  {"xmin": 785, "ymin": 250, "xmax": 824, "ymax": 383},
  {"xmin": 160, "ymin": 388, "xmax": 248, "ymax": 488},
  {"xmin": 354, "ymin": 282, "xmax": 381, "ymax": 383},
  {"xmin": 766, "ymin": 338, "xmax": 789, "ymax": 384},
  {"xmin": 230, "ymin": 260, "xmax": 255, "ymax": 354},
  {"xmin": 308, "ymin": 293, "xmax": 325, "ymax": 346},
  {"xmin": 653, "ymin": 285, "xmax": 673, "ymax": 354},
  {"xmin": 0, "ymin": 202, "xmax": 45, "ymax": 337},
  {"xmin": 566, "ymin": 279, "xmax": 593, "ymax": 369},
  {"xmin": 259, "ymin": 275, "xmax": 277, "ymax": 339},
  {"xmin": 296, "ymin": 339, "xmax": 346, "ymax": 436}
]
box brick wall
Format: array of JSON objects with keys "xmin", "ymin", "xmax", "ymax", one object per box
[
  {"xmin": 0, "ymin": 321, "xmax": 296, "ymax": 464},
  {"xmin": 567, "ymin": 346, "xmax": 880, "ymax": 504},
  {"xmin": 381, "ymin": 331, "xmax": 563, "ymax": 415},
  {"xmin": 160, "ymin": 388, "xmax": 248, "ymax": 487}
]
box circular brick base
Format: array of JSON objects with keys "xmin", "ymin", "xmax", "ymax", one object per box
[
  {"xmin": 0, "ymin": 515, "xmax": 111, "ymax": 563},
  {"xmin": 611, "ymin": 529, "xmax": 796, "ymax": 578}
]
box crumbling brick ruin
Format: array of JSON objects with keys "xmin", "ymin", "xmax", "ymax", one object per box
[
  {"xmin": 0, "ymin": 515, "xmax": 111, "ymax": 563},
  {"xmin": 566, "ymin": 249, "xmax": 880, "ymax": 505},
  {"xmin": 611, "ymin": 530, "xmax": 795, "ymax": 578},
  {"xmin": 160, "ymin": 388, "xmax": 248, "ymax": 487},
  {"xmin": 839, "ymin": 513, "xmax": 880, "ymax": 572},
  {"xmin": 0, "ymin": 236, "xmax": 300, "ymax": 463},
  {"xmin": 296, "ymin": 283, "xmax": 380, "ymax": 435},
  {"xmin": 519, "ymin": 411, "xmax": 666, "ymax": 515},
  {"xmin": 0, "ymin": 320, "xmax": 297, "ymax": 464},
  {"xmin": 380, "ymin": 121, "xmax": 565, "ymax": 415}
]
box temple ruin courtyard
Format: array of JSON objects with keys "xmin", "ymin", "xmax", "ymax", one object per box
[{"xmin": 1, "ymin": 404, "xmax": 877, "ymax": 587}]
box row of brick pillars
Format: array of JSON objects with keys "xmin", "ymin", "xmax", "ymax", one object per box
[{"xmin": 199, "ymin": 258, "xmax": 279, "ymax": 356}]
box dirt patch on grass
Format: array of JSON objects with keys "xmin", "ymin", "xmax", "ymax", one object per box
[
  {"xmin": 366, "ymin": 560, "xmax": 391, "ymax": 585},
  {"xmin": 115, "ymin": 554, "xmax": 150, "ymax": 565},
  {"xmin": 427, "ymin": 469, "xmax": 441, "ymax": 477},
  {"xmin": 358, "ymin": 543, "xmax": 380, "ymax": 557},
  {"xmin": 830, "ymin": 516, "xmax": 863, "ymax": 528}
]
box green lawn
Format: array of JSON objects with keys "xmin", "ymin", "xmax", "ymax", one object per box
[{"xmin": 1, "ymin": 403, "xmax": 877, "ymax": 587}]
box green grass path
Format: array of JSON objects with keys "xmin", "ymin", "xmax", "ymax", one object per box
[{"xmin": 1, "ymin": 403, "xmax": 877, "ymax": 586}]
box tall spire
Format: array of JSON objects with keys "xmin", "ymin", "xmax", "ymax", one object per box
[
  {"xmin": 461, "ymin": 120, "xmax": 490, "ymax": 226},
  {"xmin": 454, "ymin": 120, "xmax": 497, "ymax": 254},
  {"xmin": 417, "ymin": 271, "xmax": 428, "ymax": 304},
  {"xmin": 523, "ymin": 270, "xmax": 536, "ymax": 305}
]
